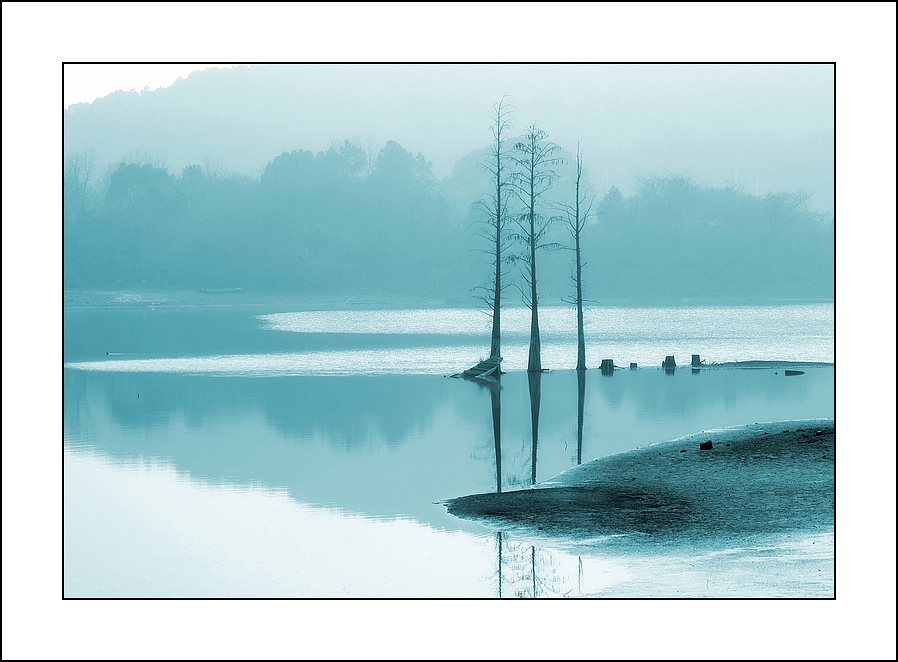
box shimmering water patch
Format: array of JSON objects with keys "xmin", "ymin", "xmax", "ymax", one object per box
[
  {"xmin": 258, "ymin": 305, "xmax": 834, "ymax": 359},
  {"xmin": 64, "ymin": 337, "xmax": 832, "ymax": 377},
  {"xmin": 65, "ymin": 346, "xmax": 485, "ymax": 376}
]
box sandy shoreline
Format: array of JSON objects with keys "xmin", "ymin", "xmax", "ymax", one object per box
[{"xmin": 446, "ymin": 419, "xmax": 835, "ymax": 543}]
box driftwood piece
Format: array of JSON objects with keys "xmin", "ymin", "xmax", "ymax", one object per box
[
  {"xmin": 459, "ymin": 356, "xmax": 503, "ymax": 380},
  {"xmin": 473, "ymin": 364, "xmax": 500, "ymax": 381}
]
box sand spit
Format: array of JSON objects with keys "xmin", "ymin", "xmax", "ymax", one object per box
[
  {"xmin": 446, "ymin": 420, "xmax": 834, "ymax": 541},
  {"xmin": 699, "ymin": 360, "xmax": 833, "ymax": 368}
]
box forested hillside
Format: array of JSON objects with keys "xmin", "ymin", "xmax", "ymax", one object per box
[{"xmin": 64, "ymin": 139, "xmax": 833, "ymax": 301}]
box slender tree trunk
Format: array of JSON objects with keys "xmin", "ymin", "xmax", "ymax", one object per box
[
  {"xmin": 575, "ymin": 175, "xmax": 586, "ymax": 371},
  {"xmin": 514, "ymin": 124, "xmax": 558, "ymax": 373},
  {"xmin": 527, "ymin": 158, "xmax": 541, "ymax": 372},
  {"xmin": 490, "ymin": 244, "xmax": 501, "ymax": 359},
  {"xmin": 575, "ymin": 235, "xmax": 585, "ymax": 370},
  {"xmin": 490, "ymin": 140, "xmax": 502, "ymax": 360}
]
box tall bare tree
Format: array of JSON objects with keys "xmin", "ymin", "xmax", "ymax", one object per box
[
  {"xmin": 464, "ymin": 98, "xmax": 513, "ymax": 379},
  {"xmin": 510, "ymin": 124, "xmax": 562, "ymax": 372},
  {"xmin": 556, "ymin": 142, "xmax": 594, "ymax": 371},
  {"xmin": 477, "ymin": 98, "xmax": 514, "ymax": 361}
]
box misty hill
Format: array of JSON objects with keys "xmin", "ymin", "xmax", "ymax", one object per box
[
  {"xmin": 63, "ymin": 64, "xmax": 834, "ymax": 213},
  {"xmin": 64, "ymin": 65, "xmax": 489, "ymax": 181}
]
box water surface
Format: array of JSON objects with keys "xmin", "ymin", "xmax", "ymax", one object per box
[{"xmin": 64, "ymin": 301, "xmax": 834, "ymax": 596}]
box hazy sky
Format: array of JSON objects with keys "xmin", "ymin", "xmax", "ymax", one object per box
[
  {"xmin": 64, "ymin": 63, "xmax": 835, "ymax": 210},
  {"xmin": 53, "ymin": 6, "xmax": 886, "ymax": 220},
  {"xmin": 64, "ymin": 64, "xmax": 235, "ymax": 108}
]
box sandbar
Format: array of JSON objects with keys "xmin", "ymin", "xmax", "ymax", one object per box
[{"xmin": 446, "ymin": 419, "xmax": 835, "ymax": 542}]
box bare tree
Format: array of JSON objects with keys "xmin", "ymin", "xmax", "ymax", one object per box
[
  {"xmin": 201, "ymin": 154, "xmax": 227, "ymax": 179},
  {"xmin": 63, "ymin": 149, "xmax": 97, "ymax": 222},
  {"xmin": 476, "ymin": 97, "xmax": 514, "ymax": 362},
  {"xmin": 363, "ymin": 137, "xmax": 380, "ymax": 180},
  {"xmin": 556, "ymin": 142, "xmax": 595, "ymax": 371},
  {"xmin": 510, "ymin": 124, "xmax": 563, "ymax": 372},
  {"xmin": 121, "ymin": 148, "xmax": 169, "ymax": 170},
  {"xmin": 463, "ymin": 98, "xmax": 513, "ymax": 380}
]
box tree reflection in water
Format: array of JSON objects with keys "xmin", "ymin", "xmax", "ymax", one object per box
[
  {"xmin": 577, "ymin": 368, "xmax": 586, "ymax": 466},
  {"xmin": 484, "ymin": 369, "xmax": 587, "ymax": 598},
  {"xmin": 528, "ymin": 371, "xmax": 541, "ymax": 485},
  {"xmin": 493, "ymin": 535, "xmax": 572, "ymax": 598}
]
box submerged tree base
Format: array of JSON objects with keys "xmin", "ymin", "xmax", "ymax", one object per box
[{"xmin": 453, "ymin": 356, "xmax": 503, "ymax": 382}]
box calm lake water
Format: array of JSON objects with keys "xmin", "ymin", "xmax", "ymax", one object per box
[{"xmin": 64, "ymin": 300, "xmax": 834, "ymax": 597}]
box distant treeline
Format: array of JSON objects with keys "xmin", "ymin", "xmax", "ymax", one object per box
[
  {"xmin": 587, "ymin": 176, "xmax": 833, "ymax": 298},
  {"xmin": 64, "ymin": 141, "xmax": 833, "ymax": 300}
]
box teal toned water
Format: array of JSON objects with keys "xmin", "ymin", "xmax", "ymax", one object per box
[
  {"xmin": 65, "ymin": 303, "xmax": 833, "ymax": 374},
  {"xmin": 64, "ymin": 302, "xmax": 834, "ymax": 596}
]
